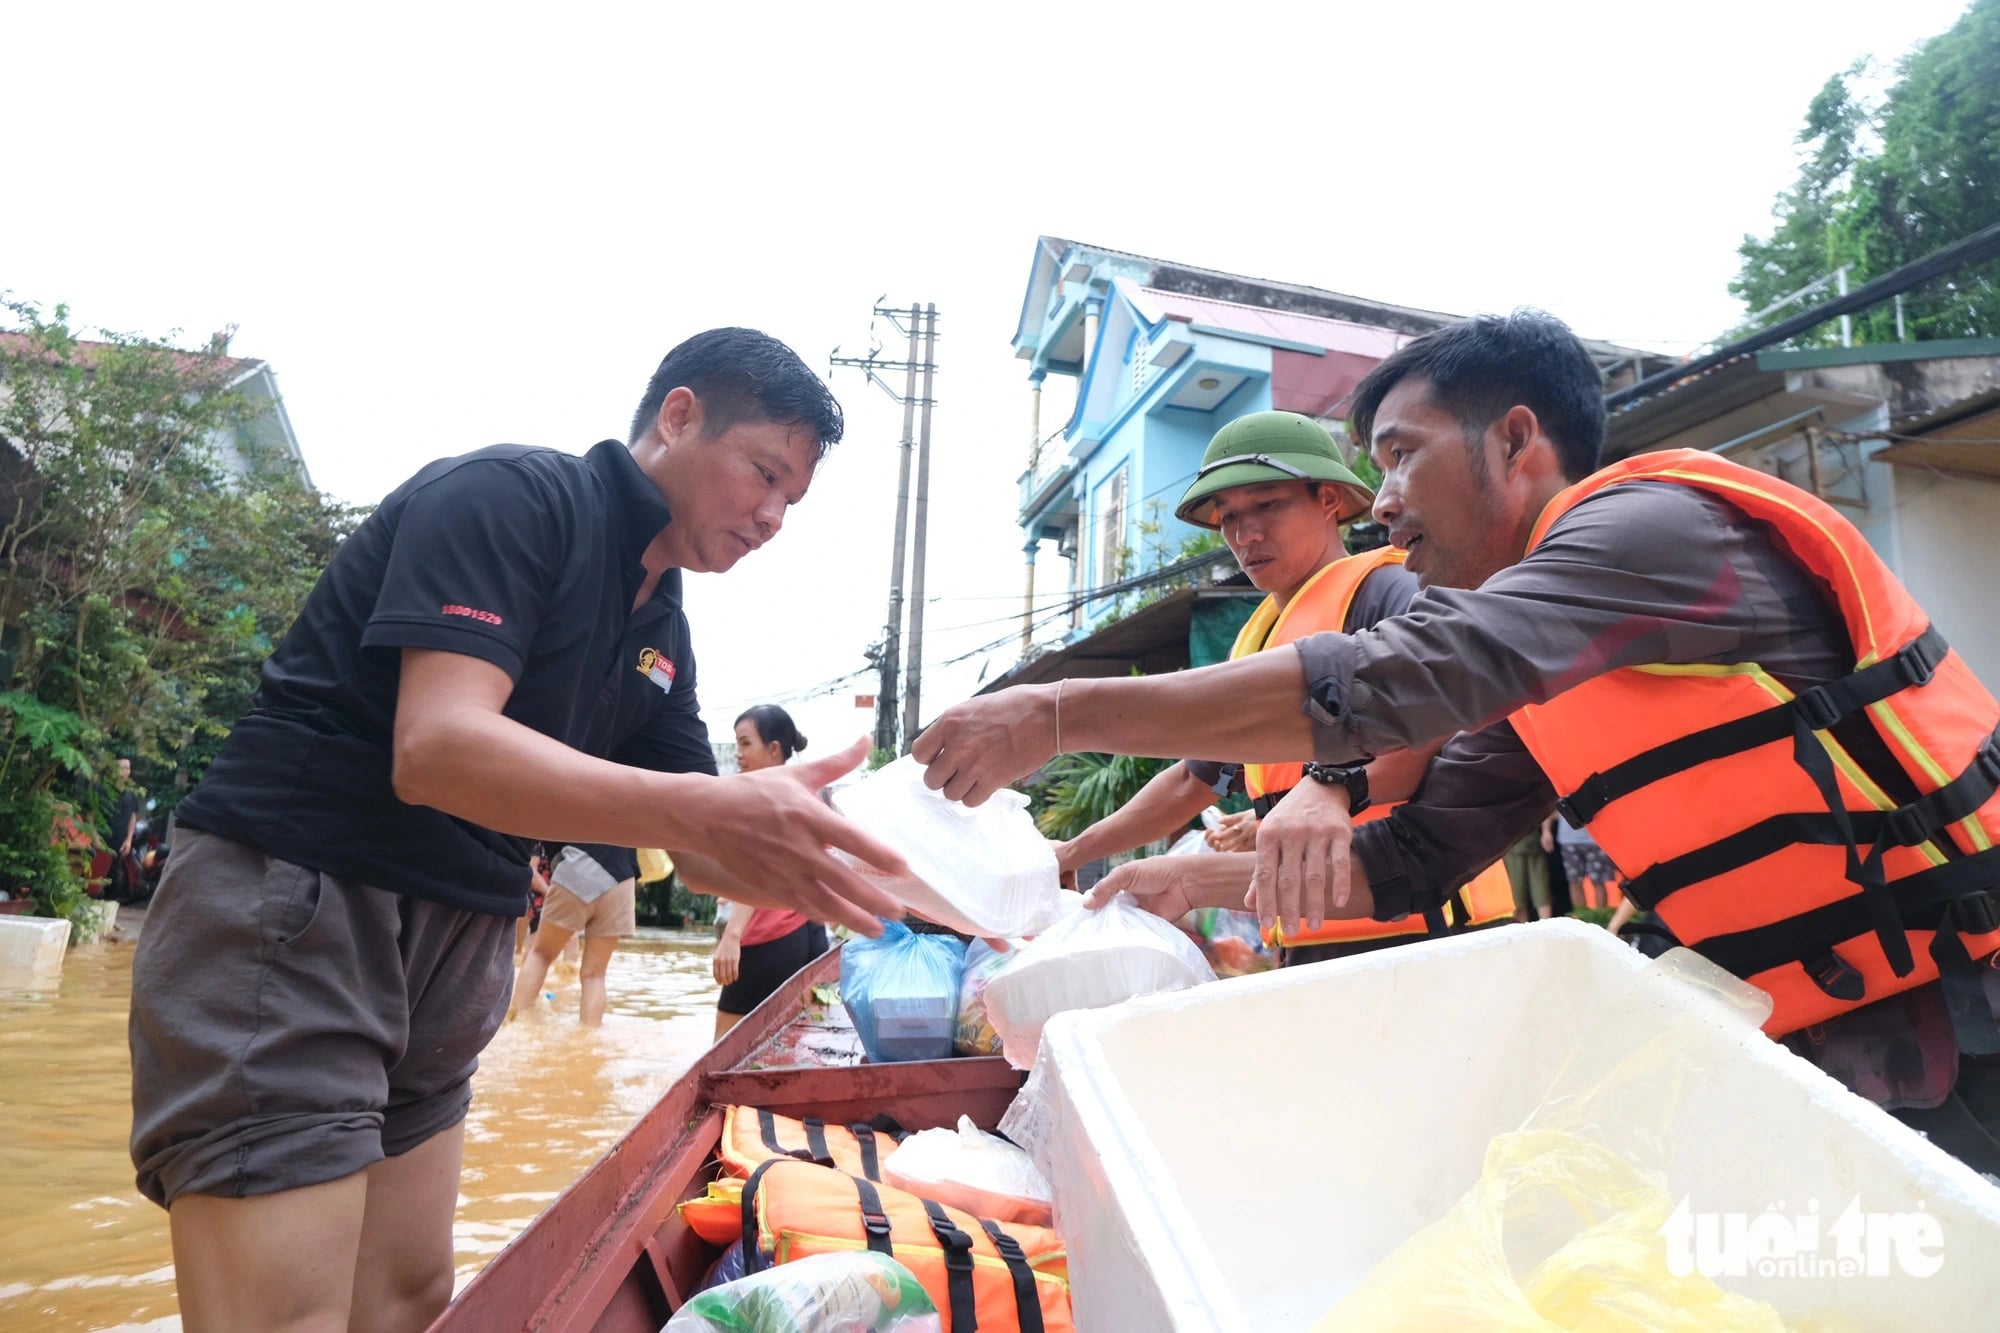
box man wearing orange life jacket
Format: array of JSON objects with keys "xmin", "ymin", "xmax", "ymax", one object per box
[
  {"xmin": 1051, "ymin": 410, "xmax": 1513, "ymax": 963},
  {"xmin": 913, "ymin": 311, "xmax": 2000, "ymax": 1176}
]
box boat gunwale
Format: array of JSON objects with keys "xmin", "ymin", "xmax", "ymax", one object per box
[{"xmin": 432, "ymin": 941, "xmax": 1025, "ymax": 1333}]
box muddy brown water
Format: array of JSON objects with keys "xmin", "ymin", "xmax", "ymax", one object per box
[{"xmin": 0, "ymin": 918, "xmax": 725, "ymax": 1331}]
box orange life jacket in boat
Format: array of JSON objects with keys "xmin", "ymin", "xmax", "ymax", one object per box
[
  {"xmin": 683, "ymin": 1158, "xmax": 1071, "ymax": 1333},
  {"xmin": 1508, "ymin": 450, "xmax": 2000, "ymax": 1041},
  {"xmin": 718, "ymin": 1105, "xmax": 899, "ymax": 1182},
  {"xmin": 1233, "ymin": 547, "xmax": 1516, "ymax": 946}
]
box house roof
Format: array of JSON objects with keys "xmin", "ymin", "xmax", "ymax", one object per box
[
  {"xmin": 1027, "ymin": 235, "xmax": 1670, "ymax": 371},
  {"xmin": 976, "ymin": 584, "xmax": 1263, "ymax": 693},
  {"xmin": 1605, "ymin": 338, "xmax": 2000, "ymax": 461},
  {"xmin": 1133, "ymin": 286, "xmax": 1410, "ymax": 360},
  {"xmin": 1875, "ymin": 386, "xmax": 2000, "ymax": 479},
  {"xmin": 0, "ymin": 330, "xmax": 260, "ymax": 384}
]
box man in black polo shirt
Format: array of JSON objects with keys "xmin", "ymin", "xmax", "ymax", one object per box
[{"xmin": 128, "ymin": 327, "xmax": 906, "ymax": 1333}]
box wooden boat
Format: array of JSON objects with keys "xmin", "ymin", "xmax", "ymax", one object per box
[{"xmin": 431, "ymin": 945, "xmax": 1026, "ymax": 1333}]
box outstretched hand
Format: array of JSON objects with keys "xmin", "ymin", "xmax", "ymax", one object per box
[
  {"xmin": 912, "ymin": 685, "xmax": 1057, "ymax": 806},
  {"xmin": 699, "ymin": 737, "xmax": 909, "ymax": 936},
  {"xmin": 1248, "ymin": 778, "xmax": 1357, "ymax": 932}
]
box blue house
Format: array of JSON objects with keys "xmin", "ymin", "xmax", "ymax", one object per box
[{"xmin": 993, "ymin": 237, "xmax": 1670, "ymax": 689}]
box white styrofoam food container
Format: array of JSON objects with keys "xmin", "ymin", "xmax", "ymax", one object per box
[{"xmin": 1033, "ymin": 918, "xmax": 2000, "ymax": 1332}]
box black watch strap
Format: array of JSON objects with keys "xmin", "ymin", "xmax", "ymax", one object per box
[{"xmin": 1302, "ymin": 762, "xmax": 1372, "ymax": 816}]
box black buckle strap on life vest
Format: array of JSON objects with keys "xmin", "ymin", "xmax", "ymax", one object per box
[
  {"xmin": 920, "ymin": 1199, "xmax": 980, "ymax": 1331},
  {"xmin": 852, "ymin": 1175, "xmax": 897, "ymax": 1256},
  {"xmin": 978, "ymin": 1218, "xmax": 1047, "ymax": 1333},
  {"xmin": 1930, "ymin": 922, "xmax": 2000, "ymax": 1057},
  {"xmin": 801, "ymin": 1117, "xmax": 834, "ymax": 1168},
  {"xmin": 1623, "ymin": 724, "xmax": 2000, "ymax": 990},
  {"xmin": 757, "ymin": 1107, "xmax": 783, "ymax": 1155},
  {"xmin": 1253, "ymin": 791, "xmax": 1282, "ymax": 819},
  {"xmin": 1804, "ymin": 950, "xmax": 1868, "ymax": 1002},
  {"xmin": 1692, "ymin": 843, "xmax": 2000, "ymax": 1047},
  {"xmin": 739, "ymin": 1157, "xmax": 784, "ymax": 1274},
  {"xmin": 1555, "ymin": 626, "xmax": 1950, "ymax": 829},
  {"xmin": 851, "ymin": 1122, "xmax": 882, "ymax": 1181}
]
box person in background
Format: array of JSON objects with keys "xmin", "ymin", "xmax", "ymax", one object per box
[
  {"xmin": 105, "ymin": 757, "xmax": 145, "ymax": 902},
  {"xmin": 1046, "ymin": 410, "xmax": 1512, "ymax": 965},
  {"xmin": 712, "ymin": 705, "xmax": 830, "ymax": 1037},
  {"xmin": 1548, "ymin": 811, "xmax": 1622, "ymax": 910},
  {"xmin": 1502, "ymin": 825, "xmax": 1552, "ymax": 922},
  {"xmin": 510, "ymin": 843, "xmax": 637, "ymax": 1026}
]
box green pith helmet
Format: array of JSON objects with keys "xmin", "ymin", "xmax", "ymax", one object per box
[{"xmin": 1174, "ymin": 410, "xmax": 1375, "ymax": 529}]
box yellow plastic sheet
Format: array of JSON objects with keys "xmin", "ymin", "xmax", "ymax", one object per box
[{"xmin": 1315, "ymin": 950, "xmax": 1858, "ymax": 1333}]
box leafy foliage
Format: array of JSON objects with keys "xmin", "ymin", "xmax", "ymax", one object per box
[
  {"xmin": 1733, "ymin": 2, "xmax": 2000, "ymax": 344},
  {"xmin": 1032, "ymin": 750, "xmax": 1173, "ymax": 842},
  {"xmin": 0, "ymin": 299, "xmax": 365, "ymax": 921}
]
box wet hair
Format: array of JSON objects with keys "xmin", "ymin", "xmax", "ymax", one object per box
[
  {"xmin": 628, "ymin": 327, "xmax": 844, "ymax": 455},
  {"xmin": 735, "ymin": 704, "xmax": 808, "ymax": 760},
  {"xmin": 1347, "ymin": 310, "xmax": 1606, "ymax": 482}
]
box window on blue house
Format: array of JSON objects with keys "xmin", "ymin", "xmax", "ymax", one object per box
[{"xmin": 1097, "ymin": 465, "xmax": 1129, "ymax": 589}]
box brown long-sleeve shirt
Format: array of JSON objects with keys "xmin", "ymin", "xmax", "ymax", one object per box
[
  {"xmin": 1295, "ymin": 479, "xmax": 1861, "ymax": 915},
  {"xmin": 1291, "ymin": 477, "xmax": 1981, "ymax": 1109}
]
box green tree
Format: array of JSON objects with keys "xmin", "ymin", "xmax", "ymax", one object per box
[
  {"xmin": 0, "ymin": 299, "xmax": 364, "ymax": 920},
  {"xmin": 1032, "ymin": 750, "xmax": 1172, "ymax": 843},
  {"xmin": 1733, "ymin": 2, "xmax": 2000, "ymax": 343}
]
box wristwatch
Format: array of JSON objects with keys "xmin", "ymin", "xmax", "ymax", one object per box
[{"xmin": 1302, "ymin": 762, "xmax": 1371, "ymax": 816}]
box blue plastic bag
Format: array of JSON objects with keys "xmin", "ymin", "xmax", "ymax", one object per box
[
  {"xmin": 840, "ymin": 921, "xmax": 966, "ymax": 1063},
  {"xmin": 693, "ymin": 1240, "xmax": 748, "ymax": 1295}
]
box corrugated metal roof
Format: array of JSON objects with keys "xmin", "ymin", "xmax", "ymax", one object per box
[{"xmin": 1132, "ymin": 287, "xmax": 1411, "ymax": 358}]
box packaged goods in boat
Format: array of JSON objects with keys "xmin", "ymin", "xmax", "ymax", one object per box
[
  {"xmin": 664, "ymin": 1249, "xmax": 941, "ymax": 1333},
  {"xmin": 881, "ymin": 1115, "xmax": 1054, "ymax": 1227},
  {"xmin": 840, "ymin": 921, "xmax": 966, "ymax": 1063},
  {"xmin": 984, "ymin": 892, "xmax": 1214, "ymax": 1069},
  {"xmin": 953, "ymin": 939, "xmax": 1010, "ymax": 1057}
]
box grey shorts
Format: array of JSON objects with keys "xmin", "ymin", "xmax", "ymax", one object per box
[{"xmin": 128, "ymin": 827, "xmax": 513, "ymax": 1208}]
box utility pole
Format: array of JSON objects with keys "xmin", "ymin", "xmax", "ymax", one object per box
[
  {"xmin": 902, "ymin": 304, "xmax": 938, "ymax": 748},
  {"xmin": 830, "ymin": 302, "xmax": 939, "ymax": 753}
]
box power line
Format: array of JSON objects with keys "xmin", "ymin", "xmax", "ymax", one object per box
[{"xmin": 716, "ymin": 545, "xmax": 1243, "ymax": 718}]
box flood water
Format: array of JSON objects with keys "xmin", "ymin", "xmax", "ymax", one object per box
[{"xmin": 0, "ymin": 918, "xmax": 724, "ymax": 1331}]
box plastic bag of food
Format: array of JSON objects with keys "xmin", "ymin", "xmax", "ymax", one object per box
[
  {"xmin": 665, "ymin": 1249, "xmax": 941, "ymax": 1333},
  {"xmin": 691, "ymin": 1239, "xmax": 747, "ymax": 1296},
  {"xmin": 954, "ymin": 939, "xmax": 1011, "ymax": 1057},
  {"xmin": 1314, "ymin": 950, "xmax": 1819, "ymax": 1332},
  {"xmin": 1158, "ymin": 822, "xmax": 1275, "ymax": 976},
  {"xmin": 881, "ymin": 1115, "xmax": 1055, "ymax": 1227},
  {"xmin": 840, "ymin": 921, "xmax": 966, "ymax": 1063},
  {"xmin": 984, "ymin": 891, "xmax": 1216, "ymax": 1069},
  {"xmin": 1183, "ymin": 905, "xmax": 1277, "ymax": 977},
  {"xmin": 831, "ymin": 756, "xmax": 1066, "ymax": 939}
]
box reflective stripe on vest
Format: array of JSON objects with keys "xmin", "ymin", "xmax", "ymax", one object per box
[
  {"xmin": 1229, "ymin": 547, "xmax": 1514, "ymax": 946},
  {"xmin": 1508, "ymin": 450, "xmax": 2000, "ymax": 1042}
]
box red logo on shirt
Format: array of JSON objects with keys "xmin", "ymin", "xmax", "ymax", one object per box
[{"xmin": 441, "ymin": 603, "xmax": 504, "ymax": 625}]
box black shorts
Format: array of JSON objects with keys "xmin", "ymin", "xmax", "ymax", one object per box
[{"xmin": 717, "ymin": 922, "xmax": 825, "ymax": 1016}]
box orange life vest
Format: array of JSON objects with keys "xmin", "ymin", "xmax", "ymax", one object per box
[
  {"xmin": 718, "ymin": 1105, "xmax": 899, "ymax": 1182},
  {"xmin": 684, "ymin": 1158, "xmax": 1072, "ymax": 1333},
  {"xmin": 1233, "ymin": 547, "xmax": 1516, "ymax": 946},
  {"xmin": 1509, "ymin": 450, "xmax": 2000, "ymax": 1040}
]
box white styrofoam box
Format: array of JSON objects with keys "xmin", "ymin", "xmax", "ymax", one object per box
[
  {"xmin": 1035, "ymin": 918, "xmax": 2000, "ymax": 1332},
  {"xmin": 0, "ymin": 913, "xmax": 72, "ymax": 984}
]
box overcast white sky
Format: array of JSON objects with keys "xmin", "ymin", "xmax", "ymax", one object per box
[{"xmin": 7, "ymin": 0, "xmax": 1976, "ymax": 755}]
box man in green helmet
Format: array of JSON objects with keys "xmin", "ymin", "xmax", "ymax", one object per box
[{"xmin": 1051, "ymin": 411, "xmax": 1476, "ymax": 964}]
